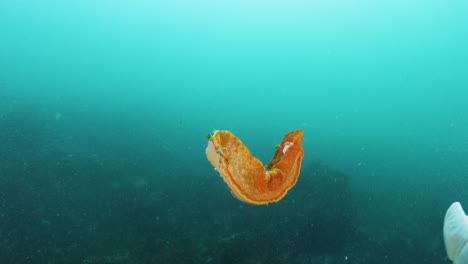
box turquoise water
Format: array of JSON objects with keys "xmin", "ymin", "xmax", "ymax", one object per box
[{"xmin": 1, "ymin": 1, "xmax": 468, "ymax": 263}]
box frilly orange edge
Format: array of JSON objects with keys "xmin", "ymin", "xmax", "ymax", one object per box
[{"xmin": 206, "ymin": 129, "xmax": 304, "ymax": 205}]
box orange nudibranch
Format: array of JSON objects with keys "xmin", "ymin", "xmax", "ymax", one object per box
[{"xmin": 205, "ymin": 130, "xmax": 304, "ymax": 205}]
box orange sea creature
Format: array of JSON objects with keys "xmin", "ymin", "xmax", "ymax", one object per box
[{"xmin": 205, "ymin": 130, "xmax": 304, "ymax": 205}]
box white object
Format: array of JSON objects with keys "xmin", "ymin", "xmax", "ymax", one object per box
[
  {"xmin": 444, "ymin": 202, "xmax": 468, "ymax": 264},
  {"xmin": 282, "ymin": 142, "xmax": 293, "ymax": 154}
]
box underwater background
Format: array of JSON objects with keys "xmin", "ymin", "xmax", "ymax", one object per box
[{"xmin": 1, "ymin": 0, "xmax": 468, "ymax": 263}]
